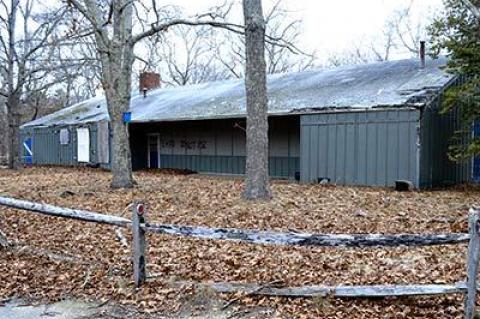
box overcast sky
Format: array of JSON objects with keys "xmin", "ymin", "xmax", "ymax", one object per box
[{"xmin": 168, "ymin": 0, "xmax": 444, "ymax": 62}]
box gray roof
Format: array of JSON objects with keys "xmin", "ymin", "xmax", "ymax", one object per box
[{"xmin": 23, "ymin": 57, "xmax": 454, "ymax": 128}]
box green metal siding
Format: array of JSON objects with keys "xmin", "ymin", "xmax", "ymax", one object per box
[
  {"xmin": 158, "ymin": 154, "xmax": 299, "ymax": 178},
  {"xmin": 129, "ymin": 117, "xmax": 300, "ymax": 179},
  {"xmin": 419, "ymin": 95, "xmax": 471, "ymax": 188},
  {"xmin": 21, "ymin": 123, "xmax": 102, "ymax": 166},
  {"xmin": 300, "ymin": 109, "xmax": 420, "ymax": 187}
]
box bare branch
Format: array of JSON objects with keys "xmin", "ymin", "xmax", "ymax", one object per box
[{"xmin": 461, "ymin": 0, "xmax": 480, "ymax": 19}]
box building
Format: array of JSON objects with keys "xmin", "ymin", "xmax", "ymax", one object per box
[{"xmin": 20, "ymin": 58, "xmax": 471, "ymax": 188}]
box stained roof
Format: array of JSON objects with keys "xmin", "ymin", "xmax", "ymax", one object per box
[{"xmin": 22, "ymin": 57, "xmax": 454, "ymax": 128}]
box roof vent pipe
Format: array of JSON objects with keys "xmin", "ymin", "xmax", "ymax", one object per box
[{"xmin": 419, "ymin": 41, "xmax": 426, "ymax": 69}]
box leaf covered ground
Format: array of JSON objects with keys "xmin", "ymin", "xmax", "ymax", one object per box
[{"xmin": 0, "ymin": 166, "xmax": 479, "ymax": 318}]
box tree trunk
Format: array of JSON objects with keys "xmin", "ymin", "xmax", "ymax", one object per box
[
  {"xmin": 93, "ymin": 0, "xmax": 135, "ymax": 189},
  {"xmin": 0, "ymin": 104, "xmax": 7, "ymax": 164},
  {"xmin": 104, "ymin": 40, "xmax": 135, "ymax": 189},
  {"xmin": 106, "ymin": 91, "xmax": 134, "ymax": 189},
  {"xmin": 6, "ymin": 94, "xmax": 21, "ymax": 170},
  {"xmin": 242, "ymin": 0, "xmax": 271, "ymax": 200}
]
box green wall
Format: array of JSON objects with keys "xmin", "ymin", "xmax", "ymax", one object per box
[{"xmin": 129, "ymin": 116, "xmax": 300, "ymax": 179}]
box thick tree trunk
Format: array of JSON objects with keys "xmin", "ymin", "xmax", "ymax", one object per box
[
  {"xmin": 106, "ymin": 92, "xmax": 134, "ymax": 189},
  {"xmin": 94, "ymin": 0, "xmax": 135, "ymax": 189},
  {"xmin": 110, "ymin": 115, "xmax": 133, "ymax": 188},
  {"xmin": 242, "ymin": 0, "xmax": 271, "ymax": 200}
]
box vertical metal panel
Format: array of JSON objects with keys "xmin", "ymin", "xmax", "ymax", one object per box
[
  {"xmin": 356, "ymin": 120, "xmax": 367, "ymax": 185},
  {"xmin": 419, "ymin": 95, "xmax": 471, "ymax": 187},
  {"xmin": 301, "ymin": 109, "xmax": 420, "ymax": 187}
]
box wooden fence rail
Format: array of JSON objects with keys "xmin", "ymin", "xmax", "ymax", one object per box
[
  {"xmin": 142, "ymin": 223, "xmax": 470, "ymax": 247},
  {"xmin": 186, "ymin": 281, "xmax": 469, "ymax": 298},
  {"xmin": 135, "ymin": 204, "xmax": 480, "ymax": 319},
  {"xmin": 0, "ymin": 197, "xmax": 130, "ymax": 227},
  {"xmin": 0, "ymin": 196, "xmax": 479, "ymax": 319}
]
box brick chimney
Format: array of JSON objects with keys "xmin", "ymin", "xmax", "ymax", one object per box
[{"xmin": 139, "ymin": 72, "xmax": 160, "ymax": 97}]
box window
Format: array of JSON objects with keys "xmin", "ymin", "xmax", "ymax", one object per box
[{"xmin": 59, "ymin": 129, "xmax": 69, "ymax": 145}]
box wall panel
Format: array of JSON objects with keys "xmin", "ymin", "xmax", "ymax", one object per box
[{"xmin": 301, "ymin": 109, "xmax": 420, "ymax": 187}]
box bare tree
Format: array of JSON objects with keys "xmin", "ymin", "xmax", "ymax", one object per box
[
  {"xmin": 243, "ymin": 0, "xmax": 270, "ymax": 200},
  {"xmin": 0, "ymin": 0, "xmax": 72, "ymax": 169},
  {"xmin": 151, "ymin": 25, "xmax": 230, "ymax": 86},
  {"xmin": 66, "ymin": 0, "xmax": 251, "ymax": 188},
  {"xmin": 133, "ymin": 1, "xmax": 312, "ymax": 88},
  {"xmin": 52, "ymin": 38, "xmax": 100, "ymax": 108},
  {"xmin": 217, "ymin": 0, "xmax": 315, "ymax": 79},
  {"xmin": 327, "ymin": 0, "xmax": 428, "ymax": 67}
]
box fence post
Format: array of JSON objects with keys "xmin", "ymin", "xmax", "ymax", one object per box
[
  {"xmin": 132, "ymin": 201, "xmax": 146, "ymax": 288},
  {"xmin": 465, "ymin": 208, "xmax": 480, "ymax": 319}
]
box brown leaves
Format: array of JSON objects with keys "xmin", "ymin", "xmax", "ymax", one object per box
[{"xmin": 0, "ymin": 167, "xmax": 479, "ymax": 318}]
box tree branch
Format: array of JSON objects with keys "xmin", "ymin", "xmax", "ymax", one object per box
[
  {"xmin": 461, "ymin": 0, "xmax": 480, "ymax": 19},
  {"xmin": 131, "ymin": 19, "xmax": 244, "ymax": 44}
]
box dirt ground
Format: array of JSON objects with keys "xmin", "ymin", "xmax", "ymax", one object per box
[{"xmin": 0, "ymin": 166, "xmax": 479, "ymax": 318}]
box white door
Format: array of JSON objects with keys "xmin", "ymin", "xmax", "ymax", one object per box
[{"xmin": 77, "ymin": 128, "xmax": 90, "ymax": 163}]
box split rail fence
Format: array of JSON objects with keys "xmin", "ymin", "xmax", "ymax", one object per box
[{"xmin": 0, "ymin": 196, "xmax": 479, "ymax": 318}]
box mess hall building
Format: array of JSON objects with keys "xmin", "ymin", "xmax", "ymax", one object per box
[{"xmin": 20, "ymin": 57, "xmax": 471, "ymax": 188}]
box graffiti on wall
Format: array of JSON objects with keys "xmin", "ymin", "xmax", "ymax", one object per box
[{"xmin": 161, "ymin": 139, "xmax": 207, "ymax": 150}]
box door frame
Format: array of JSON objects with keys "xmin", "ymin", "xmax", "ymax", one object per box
[{"xmin": 147, "ymin": 133, "xmax": 160, "ymax": 168}]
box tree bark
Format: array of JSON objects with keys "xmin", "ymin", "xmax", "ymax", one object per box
[
  {"xmin": 242, "ymin": 0, "xmax": 271, "ymax": 200},
  {"xmin": 107, "ymin": 94, "xmax": 134, "ymax": 189},
  {"xmin": 93, "ymin": 0, "xmax": 135, "ymax": 189},
  {"xmin": 5, "ymin": 0, "xmax": 21, "ymax": 170},
  {"xmin": 6, "ymin": 94, "xmax": 21, "ymax": 170}
]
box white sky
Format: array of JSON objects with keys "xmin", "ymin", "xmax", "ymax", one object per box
[{"xmin": 168, "ymin": 0, "xmax": 443, "ymax": 61}]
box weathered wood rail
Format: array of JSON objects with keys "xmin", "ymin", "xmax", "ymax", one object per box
[
  {"xmin": 0, "ymin": 196, "xmax": 479, "ymax": 319},
  {"xmin": 0, "ymin": 196, "xmax": 130, "ymax": 227},
  {"xmin": 142, "ymin": 223, "xmax": 470, "ymax": 247},
  {"xmin": 184, "ymin": 281, "xmax": 469, "ymax": 298}
]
